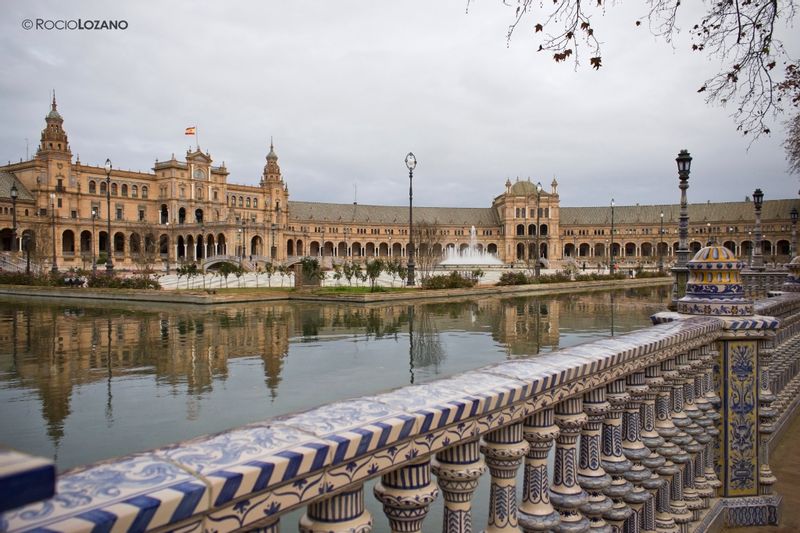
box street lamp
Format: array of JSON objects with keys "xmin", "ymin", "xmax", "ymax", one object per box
[
  {"xmin": 91, "ymin": 208, "xmax": 98, "ymax": 273},
  {"xmin": 791, "ymin": 207, "xmax": 798, "ymax": 258},
  {"xmin": 610, "ymin": 198, "xmax": 615, "ymax": 273},
  {"xmin": 22, "ymin": 234, "xmax": 30, "ymax": 275},
  {"xmin": 534, "ymin": 181, "xmax": 543, "ymax": 277},
  {"xmin": 104, "ymin": 158, "xmax": 114, "ymax": 272},
  {"xmin": 706, "ymin": 222, "xmax": 712, "ymax": 245},
  {"xmin": 752, "ymin": 188, "xmax": 764, "ymax": 271},
  {"xmin": 270, "ymin": 223, "xmax": 277, "ymax": 260},
  {"xmin": 658, "ymin": 210, "xmax": 664, "ymax": 272},
  {"xmin": 10, "ymin": 183, "xmax": 18, "ymax": 254},
  {"xmin": 49, "ymin": 192, "xmax": 57, "ymax": 273},
  {"xmin": 672, "ymin": 149, "xmax": 692, "ymax": 305},
  {"xmin": 405, "ymin": 152, "xmax": 416, "ymax": 286}
]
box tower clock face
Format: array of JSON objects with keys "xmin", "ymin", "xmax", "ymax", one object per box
[{"xmin": 193, "ymin": 168, "xmax": 205, "ymax": 180}]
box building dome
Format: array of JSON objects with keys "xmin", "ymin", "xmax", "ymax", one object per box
[
  {"xmin": 782, "ymin": 255, "xmax": 800, "ymax": 292},
  {"xmin": 508, "ymin": 180, "xmax": 542, "ymax": 196},
  {"xmin": 677, "ymin": 244, "xmax": 753, "ymax": 316}
]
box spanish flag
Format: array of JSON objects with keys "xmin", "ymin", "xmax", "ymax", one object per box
[{"xmin": 185, "ymin": 126, "xmax": 196, "ymax": 135}]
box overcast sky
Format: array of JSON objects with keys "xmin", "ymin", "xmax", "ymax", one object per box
[{"xmin": 1, "ymin": 0, "xmax": 798, "ymax": 208}]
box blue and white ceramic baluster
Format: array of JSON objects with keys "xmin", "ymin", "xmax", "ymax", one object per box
[
  {"xmin": 602, "ymin": 378, "xmax": 634, "ymax": 531},
  {"xmin": 640, "ymin": 365, "xmax": 666, "ymax": 533},
  {"xmin": 701, "ymin": 345, "xmax": 722, "ymax": 494},
  {"xmin": 652, "ymin": 360, "xmax": 681, "ymax": 533},
  {"xmin": 374, "ymin": 459, "xmax": 439, "ymax": 533},
  {"xmin": 622, "ymin": 372, "xmax": 653, "ymax": 533},
  {"xmin": 300, "ymin": 485, "xmax": 373, "ymax": 533},
  {"xmin": 519, "ymin": 409, "xmax": 561, "ymax": 532},
  {"xmin": 481, "ymin": 422, "xmax": 528, "ymax": 532},
  {"xmin": 664, "ymin": 356, "xmax": 693, "ymax": 533},
  {"xmin": 578, "ymin": 387, "xmax": 613, "ymax": 533},
  {"xmin": 551, "ymin": 396, "xmax": 590, "ymax": 533},
  {"xmin": 432, "ymin": 439, "xmax": 486, "ymax": 533},
  {"xmin": 676, "ymin": 352, "xmax": 702, "ymax": 522}
]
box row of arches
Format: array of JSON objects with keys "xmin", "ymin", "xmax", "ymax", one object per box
[
  {"xmin": 515, "ymin": 224, "xmax": 548, "ymax": 236},
  {"xmin": 561, "ymin": 239, "xmax": 792, "ymax": 259},
  {"xmin": 88, "ymin": 181, "xmax": 149, "ymax": 198},
  {"xmin": 285, "ymin": 240, "xmax": 500, "ymax": 259}
]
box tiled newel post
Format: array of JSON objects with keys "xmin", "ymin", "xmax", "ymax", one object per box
[
  {"xmin": 673, "ymin": 244, "xmax": 780, "ymax": 528},
  {"xmin": 432, "ymin": 439, "xmax": 486, "ymax": 533}
]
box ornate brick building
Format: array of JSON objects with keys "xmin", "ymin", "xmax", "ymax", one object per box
[{"xmin": 0, "ymin": 98, "xmax": 795, "ymax": 272}]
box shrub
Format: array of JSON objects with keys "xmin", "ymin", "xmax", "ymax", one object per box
[
  {"xmin": 421, "ymin": 271, "xmax": 477, "ymax": 290},
  {"xmin": 497, "ymin": 272, "xmax": 532, "ymax": 286},
  {"xmin": 86, "ymin": 274, "xmax": 161, "ymax": 290}
]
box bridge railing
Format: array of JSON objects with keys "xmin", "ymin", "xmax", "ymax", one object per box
[{"xmin": 3, "ymin": 293, "xmax": 800, "ymax": 533}]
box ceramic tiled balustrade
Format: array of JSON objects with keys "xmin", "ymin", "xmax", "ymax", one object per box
[{"xmin": 2, "ymin": 291, "xmax": 800, "ymax": 533}]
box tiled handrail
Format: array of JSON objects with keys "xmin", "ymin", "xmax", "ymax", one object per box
[{"xmin": 0, "ymin": 316, "xmax": 723, "ymax": 533}]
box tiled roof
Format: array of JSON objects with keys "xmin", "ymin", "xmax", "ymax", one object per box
[
  {"xmin": 560, "ymin": 199, "xmax": 797, "ymax": 225},
  {"xmin": 288, "ymin": 201, "xmax": 500, "ymax": 226},
  {"xmin": 0, "ymin": 172, "xmax": 34, "ymax": 201}
]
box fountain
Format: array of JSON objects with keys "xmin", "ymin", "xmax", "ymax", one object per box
[{"xmin": 439, "ymin": 226, "xmax": 504, "ymax": 266}]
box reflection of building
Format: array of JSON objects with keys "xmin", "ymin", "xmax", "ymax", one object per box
[{"xmin": 0, "ymin": 98, "xmax": 795, "ymax": 271}]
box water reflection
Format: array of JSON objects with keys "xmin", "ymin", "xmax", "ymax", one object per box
[{"xmin": 0, "ymin": 286, "xmax": 669, "ymax": 470}]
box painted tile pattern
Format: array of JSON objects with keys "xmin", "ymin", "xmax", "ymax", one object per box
[{"xmin": 1, "ymin": 316, "xmax": 728, "ymax": 533}]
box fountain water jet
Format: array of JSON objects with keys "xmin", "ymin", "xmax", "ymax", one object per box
[{"xmin": 439, "ymin": 226, "xmax": 504, "ymax": 266}]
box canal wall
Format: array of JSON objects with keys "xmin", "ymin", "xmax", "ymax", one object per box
[{"xmin": 0, "ymin": 276, "xmax": 671, "ymax": 305}]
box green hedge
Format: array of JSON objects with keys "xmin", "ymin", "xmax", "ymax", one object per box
[
  {"xmin": 421, "ymin": 272, "xmax": 477, "ymax": 290},
  {"xmin": 0, "ymin": 271, "xmax": 160, "ymax": 290}
]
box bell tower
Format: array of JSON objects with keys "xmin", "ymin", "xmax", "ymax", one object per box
[
  {"xmin": 37, "ymin": 92, "xmax": 72, "ymax": 161},
  {"xmin": 261, "ymin": 139, "xmax": 289, "ymax": 255}
]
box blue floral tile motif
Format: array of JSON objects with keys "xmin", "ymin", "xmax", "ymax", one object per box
[
  {"xmin": 724, "ymin": 341, "xmax": 758, "ymax": 497},
  {"xmin": 366, "ymin": 381, "xmax": 472, "ymax": 411},
  {"xmin": 275, "ymin": 399, "xmax": 398, "ymax": 436},
  {"xmin": 2, "ymin": 453, "xmax": 208, "ymax": 533}
]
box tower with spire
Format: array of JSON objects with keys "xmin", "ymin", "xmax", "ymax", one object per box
[
  {"xmin": 261, "ymin": 138, "xmax": 288, "ymax": 232},
  {"xmin": 37, "ymin": 91, "xmax": 72, "ymax": 160}
]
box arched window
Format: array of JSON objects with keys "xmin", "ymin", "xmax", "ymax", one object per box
[
  {"xmin": 121, "ymin": 184, "xmax": 128, "ymax": 197},
  {"xmin": 88, "ymin": 180, "xmax": 96, "ymax": 194},
  {"xmin": 246, "ymin": 197, "xmax": 251, "ymax": 207},
  {"xmin": 141, "ymin": 186, "xmax": 148, "ymax": 198},
  {"xmin": 132, "ymin": 185, "xmax": 138, "ymax": 197},
  {"xmin": 111, "ymin": 183, "xmax": 118, "ymax": 196},
  {"xmin": 100, "ymin": 181, "xmax": 107, "ymax": 194},
  {"xmin": 238, "ymin": 197, "xmax": 244, "ymax": 207},
  {"xmin": 253, "ymin": 198, "xmax": 258, "ymax": 208}
]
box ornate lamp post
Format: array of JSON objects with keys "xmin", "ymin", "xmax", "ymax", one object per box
[
  {"xmin": 91, "ymin": 208, "xmax": 98, "ymax": 273},
  {"xmin": 270, "ymin": 223, "xmax": 277, "ymax": 260},
  {"xmin": 49, "ymin": 192, "xmax": 57, "ymax": 273},
  {"xmin": 405, "ymin": 152, "xmax": 416, "ymax": 286},
  {"xmin": 610, "ymin": 198, "xmax": 615, "ymax": 273},
  {"xmin": 23, "ymin": 234, "xmax": 30, "ymax": 275},
  {"xmin": 104, "ymin": 158, "xmax": 114, "ymax": 272},
  {"xmin": 10, "ymin": 184, "xmax": 18, "ymax": 254},
  {"xmin": 752, "ymin": 188, "xmax": 764, "ymax": 271},
  {"xmin": 791, "ymin": 207, "xmax": 798, "ymax": 258},
  {"xmin": 534, "ymin": 181, "xmax": 543, "ymax": 277},
  {"xmin": 672, "ymin": 149, "xmax": 692, "ymax": 305},
  {"xmin": 658, "ymin": 210, "xmax": 664, "ymax": 272}
]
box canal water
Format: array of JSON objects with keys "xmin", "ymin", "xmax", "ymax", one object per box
[
  {"xmin": 0, "ymin": 286, "xmax": 670, "ymax": 530},
  {"xmin": 0, "ymin": 286, "xmax": 669, "ymax": 473}
]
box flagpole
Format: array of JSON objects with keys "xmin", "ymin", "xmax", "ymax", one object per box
[{"xmin": 196, "ymin": 126, "xmax": 199, "ymax": 151}]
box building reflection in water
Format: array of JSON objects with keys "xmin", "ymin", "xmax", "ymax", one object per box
[{"xmin": 0, "ymin": 286, "xmax": 667, "ymax": 469}]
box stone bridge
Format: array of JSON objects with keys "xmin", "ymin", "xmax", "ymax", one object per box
[{"xmin": 2, "ymin": 247, "xmax": 800, "ymax": 533}]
